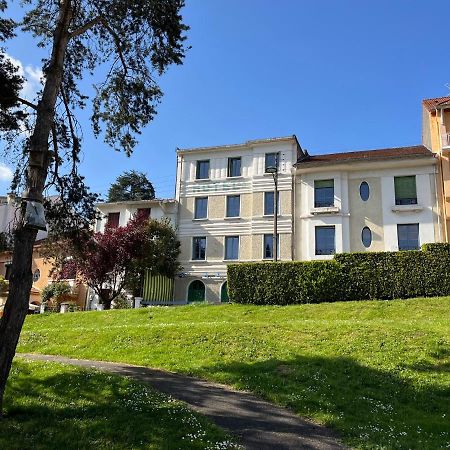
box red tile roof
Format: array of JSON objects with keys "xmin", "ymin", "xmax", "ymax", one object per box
[
  {"xmin": 422, "ymin": 96, "xmax": 450, "ymax": 112},
  {"xmin": 295, "ymin": 145, "xmax": 434, "ymax": 166}
]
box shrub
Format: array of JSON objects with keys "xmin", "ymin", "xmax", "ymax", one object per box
[
  {"xmin": 41, "ymin": 282, "xmax": 72, "ymax": 304},
  {"xmin": 227, "ymin": 243, "xmax": 450, "ymax": 305}
]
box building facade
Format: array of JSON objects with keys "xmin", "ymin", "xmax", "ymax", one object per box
[
  {"xmin": 294, "ymin": 146, "xmax": 441, "ymax": 260},
  {"xmin": 173, "ymin": 136, "xmax": 304, "ymax": 303},
  {"xmin": 94, "ymin": 198, "xmax": 177, "ymax": 232},
  {"xmin": 422, "ymin": 96, "xmax": 450, "ymax": 240}
]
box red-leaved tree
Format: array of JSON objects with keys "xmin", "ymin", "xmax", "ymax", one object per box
[{"xmin": 55, "ymin": 215, "xmax": 180, "ymax": 310}]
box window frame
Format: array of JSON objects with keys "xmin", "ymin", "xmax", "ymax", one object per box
[
  {"xmin": 192, "ymin": 236, "xmax": 207, "ymax": 261},
  {"xmin": 196, "ymin": 160, "xmax": 210, "ymax": 180},
  {"xmin": 226, "ymin": 195, "xmax": 241, "ymax": 218},
  {"xmin": 394, "ymin": 176, "xmax": 417, "ymax": 205},
  {"xmin": 227, "ymin": 157, "xmax": 242, "ymax": 178},
  {"xmin": 263, "ymin": 191, "xmax": 280, "ymax": 216},
  {"xmin": 107, "ymin": 212, "xmax": 120, "ymax": 228},
  {"xmin": 224, "ymin": 236, "xmax": 240, "ymax": 260},
  {"xmin": 265, "ymin": 152, "xmax": 279, "ymax": 172},
  {"xmin": 263, "ymin": 233, "xmax": 280, "ymax": 260},
  {"xmin": 194, "ymin": 197, "xmax": 208, "ymax": 220},
  {"xmin": 315, "ymin": 225, "xmax": 336, "ymax": 256},
  {"xmin": 361, "ymin": 226, "xmax": 372, "ymax": 248},
  {"xmin": 397, "ymin": 223, "xmax": 420, "ymax": 251},
  {"xmin": 314, "ymin": 179, "xmax": 335, "ymax": 208}
]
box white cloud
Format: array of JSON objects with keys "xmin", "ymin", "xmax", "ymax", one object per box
[
  {"xmin": 4, "ymin": 53, "xmax": 43, "ymax": 100},
  {"xmin": 0, "ymin": 164, "xmax": 13, "ymax": 182}
]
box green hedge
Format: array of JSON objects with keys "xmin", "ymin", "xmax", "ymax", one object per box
[{"xmin": 227, "ymin": 243, "xmax": 450, "ymax": 304}]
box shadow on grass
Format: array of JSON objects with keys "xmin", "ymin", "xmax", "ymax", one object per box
[
  {"xmin": 1, "ymin": 361, "xmax": 235, "ymax": 450},
  {"xmin": 197, "ymin": 354, "xmax": 450, "ymax": 450}
]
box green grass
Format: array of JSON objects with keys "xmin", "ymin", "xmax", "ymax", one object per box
[
  {"xmin": 1, "ymin": 360, "xmax": 240, "ymax": 450},
  {"xmin": 18, "ymin": 297, "xmax": 450, "ymax": 449}
]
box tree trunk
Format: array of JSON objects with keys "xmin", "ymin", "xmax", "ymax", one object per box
[
  {"xmin": 0, "ymin": 228, "xmax": 37, "ymax": 414},
  {"xmin": 0, "ymin": 0, "xmax": 73, "ymax": 415}
]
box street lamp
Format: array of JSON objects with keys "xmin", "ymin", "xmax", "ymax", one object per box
[{"xmin": 265, "ymin": 159, "xmax": 278, "ymax": 262}]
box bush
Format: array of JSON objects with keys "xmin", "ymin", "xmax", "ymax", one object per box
[
  {"xmin": 41, "ymin": 282, "xmax": 72, "ymax": 304},
  {"xmin": 228, "ymin": 243, "xmax": 450, "ymax": 305}
]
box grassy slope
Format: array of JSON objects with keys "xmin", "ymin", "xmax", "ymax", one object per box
[
  {"xmin": 1, "ymin": 360, "xmax": 240, "ymax": 450},
  {"xmin": 18, "ymin": 297, "xmax": 450, "ymax": 449}
]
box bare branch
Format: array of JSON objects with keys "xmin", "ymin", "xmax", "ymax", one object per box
[
  {"xmin": 16, "ymin": 97, "xmax": 38, "ymax": 110},
  {"xmin": 98, "ymin": 17, "xmax": 128, "ymax": 74},
  {"xmin": 69, "ymin": 16, "xmax": 102, "ymax": 39}
]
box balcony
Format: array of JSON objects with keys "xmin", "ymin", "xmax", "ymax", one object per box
[{"xmin": 443, "ymin": 133, "xmax": 450, "ymax": 149}]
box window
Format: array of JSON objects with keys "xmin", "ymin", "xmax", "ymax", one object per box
[
  {"xmin": 397, "ymin": 224, "xmax": 419, "ymax": 250},
  {"xmin": 263, "ymin": 234, "xmax": 280, "ymax": 259},
  {"xmin": 264, "ymin": 191, "xmax": 280, "ymax": 216},
  {"xmin": 226, "ymin": 195, "xmax": 240, "ymax": 217},
  {"xmin": 32, "ymin": 269, "xmax": 40, "ymax": 282},
  {"xmin": 224, "ymin": 236, "xmax": 239, "ymax": 260},
  {"xmin": 107, "ymin": 212, "xmax": 120, "ymax": 228},
  {"xmin": 394, "ymin": 176, "xmax": 417, "ymax": 205},
  {"xmin": 314, "ymin": 179, "xmax": 334, "ymax": 207},
  {"xmin": 265, "ymin": 152, "xmax": 279, "ymax": 171},
  {"xmin": 196, "ymin": 160, "xmax": 210, "ymax": 180},
  {"xmin": 315, "ymin": 226, "xmax": 335, "ymax": 255},
  {"xmin": 192, "ymin": 237, "xmax": 206, "ymax": 260},
  {"xmin": 4, "ymin": 262, "xmax": 11, "ymax": 280},
  {"xmin": 361, "ymin": 227, "xmax": 372, "ymax": 248},
  {"xmin": 360, "ymin": 181, "xmax": 370, "ymax": 201},
  {"xmin": 194, "ymin": 197, "xmax": 208, "ymax": 219},
  {"xmin": 228, "ymin": 157, "xmax": 241, "ymax": 177},
  {"xmin": 136, "ymin": 208, "xmax": 151, "ymax": 220}
]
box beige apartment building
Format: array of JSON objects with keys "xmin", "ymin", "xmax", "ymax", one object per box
[{"xmin": 174, "ymin": 136, "xmax": 304, "ymax": 302}]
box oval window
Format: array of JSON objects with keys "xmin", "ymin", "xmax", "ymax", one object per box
[
  {"xmin": 33, "ymin": 269, "xmax": 40, "ymax": 282},
  {"xmin": 361, "ymin": 227, "xmax": 372, "ymax": 248},
  {"xmin": 360, "ymin": 181, "xmax": 370, "ymax": 201}
]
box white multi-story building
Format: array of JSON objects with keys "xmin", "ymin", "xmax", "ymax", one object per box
[
  {"xmin": 174, "ymin": 136, "xmax": 304, "ymax": 303},
  {"xmin": 95, "ymin": 198, "xmax": 177, "ymax": 232}
]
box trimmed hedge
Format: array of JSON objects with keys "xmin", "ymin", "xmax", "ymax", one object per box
[{"xmin": 227, "ymin": 243, "xmax": 450, "ymax": 304}]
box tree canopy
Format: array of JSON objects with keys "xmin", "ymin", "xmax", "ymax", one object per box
[
  {"xmin": 0, "ymin": 0, "xmax": 188, "ymax": 414},
  {"xmin": 107, "ymin": 170, "xmax": 155, "ymax": 202},
  {"xmin": 53, "ymin": 215, "xmax": 180, "ymax": 310}
]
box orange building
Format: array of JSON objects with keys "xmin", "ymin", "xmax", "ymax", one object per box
[
  {"xmin": 0, "ymin": 240, "xmax": 88, "ymax": 311},
  {"xmin": 422, "ymin": 96, "xmax": 450, "ymax": 240}
]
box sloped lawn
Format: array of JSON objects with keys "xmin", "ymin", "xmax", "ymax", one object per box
[
  {"xmin": 0, "ymin": 360, "xmax": 240, "ymax": 450},
  {"xmin": 18, "ymin": 297, "xmax": 450, "ymax": 449}
]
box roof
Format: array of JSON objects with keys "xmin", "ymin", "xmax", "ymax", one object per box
[
  {"xmin": 95, "ymin": 198, "xmax": 176, "ymax": 208},
  {"xmin": 295, "ymin": 145, "xmax": 434, "ymax": 167},
  {"xmin": 177, "ymin": 135, "xmax": 301, "ymax": 154},
  {"xmin": 422, "ymin": 96, "xmax": 450, "ymax": 112}
]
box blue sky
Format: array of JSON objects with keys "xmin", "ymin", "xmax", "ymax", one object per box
[{"xmin": 2, "ymin": 0, "xmax": 450, "ymax": 199}]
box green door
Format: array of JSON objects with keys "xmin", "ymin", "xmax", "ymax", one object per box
[
  {"xmin": 188, "ymin": 280, "xmax": 205, "ymax": 302},
  {"xmin": 221, "ymin": 282, "xmax": 229, "ymax": 302}
]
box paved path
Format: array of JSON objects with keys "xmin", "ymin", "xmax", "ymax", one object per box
[{"xmin": 18, "ymin": 353, "xmax": 347, "ymax": 450}]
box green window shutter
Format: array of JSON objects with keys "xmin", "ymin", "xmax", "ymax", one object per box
[
  {"xmin": 395, "ymin": 176, "xmax": 416, "ymax": 199},
  {"xmin": 314, "ymin": 179, "xmax": 334, "ymax": 189}
]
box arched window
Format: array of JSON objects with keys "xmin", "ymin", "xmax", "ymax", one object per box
[
  {"xmin": 360, "ymin": 181, "xmax": 370, "ymax": 201},
  {"xmin": 221, "ymin": 282, "xmax": 229, "ymax": 303},
  {"xmin": 33, "ymin": 269, "xmax": 40, "ymax": 282},
  {"xmin": 187, "ymin": 280, "xmax": 205, "ymax": 302},
  {"xmin": 362, "ymin": 227, "xmax": 372, "ymax": 248}
]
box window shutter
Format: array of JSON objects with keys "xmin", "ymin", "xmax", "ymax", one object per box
[
  {"xmin": 395, "ymin": 176, "xmax": 416, "ymax": 199},
  {"xmin": 314, "ymin": 179, "xmax": 334, "ymax": 189}
]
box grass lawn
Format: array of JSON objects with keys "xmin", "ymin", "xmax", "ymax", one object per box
[
  {"xmin": 18, "ymin": 297, "xmax": 450, "ymax": 449},
  {"xmin": 1, "ymin": 360, "xmax": 240, "ymax": 450}
]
